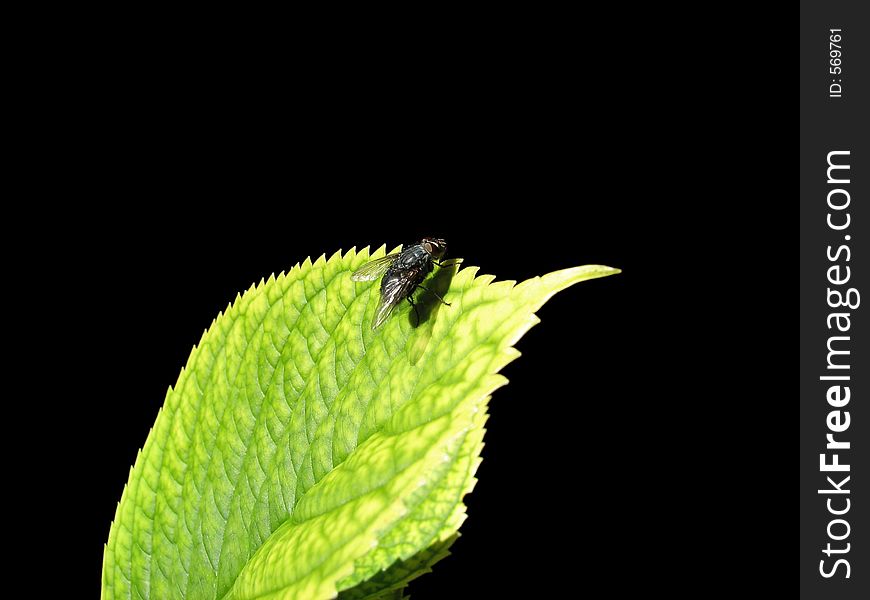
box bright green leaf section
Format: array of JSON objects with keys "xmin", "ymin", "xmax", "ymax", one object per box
[{"xmin": 102, "ymin": 245, "xmax": 619, "ymax": 600}]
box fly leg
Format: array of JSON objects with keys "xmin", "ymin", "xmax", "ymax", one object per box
[
  {"xmin": 434, "ymin": 259, "xmax": 462, "ymax": 268},
  {"xmin": 417, "ymin": 285, "xmax": 450, "ymax": 306},
  {"xmin": 407, "ymin": 295, "xmax": 420, "ymax": 326}
]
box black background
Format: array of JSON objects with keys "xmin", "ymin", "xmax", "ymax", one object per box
[
  {"xmin": 73, "ymin": 29, "xmax": 661, "ymax": 600},
  {"xmin": 47, "ymin": 7, "xmax": 798, "ymax": 599}
]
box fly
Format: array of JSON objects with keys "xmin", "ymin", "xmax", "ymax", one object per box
[{"xmin": 351, "ymin": 237, "xmax": 456, "ymax": 329}]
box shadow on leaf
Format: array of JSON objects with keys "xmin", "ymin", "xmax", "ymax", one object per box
[
  {"xmin": 408, "ymin": 263, "xmax": 459, "ymax": 365},
  {"xmin": 338, "ymin": 535, "xmax": 458, "ymax": 600}
]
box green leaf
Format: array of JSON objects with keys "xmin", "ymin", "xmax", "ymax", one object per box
[{"xmin": 102, "ymin": 246, "xmax": 619, "ymax": 600}]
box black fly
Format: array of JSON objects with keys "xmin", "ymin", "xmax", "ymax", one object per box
[{"xmin": 351, "ymin": 238, "xmax": 455, "ymax": 329}]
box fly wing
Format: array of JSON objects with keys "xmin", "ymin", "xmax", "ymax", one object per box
[
  {"xmin": 351, "ymin": 253, "xmax": 400, "ymax": 281},
  {"xmin": 371, "ymin": 273, "xmax": 418, "ymax": 329}
]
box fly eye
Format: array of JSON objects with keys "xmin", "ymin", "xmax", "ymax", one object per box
[{"xmin": 423, "ymin": 242, "xmax": 433, "ymax": 254}]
